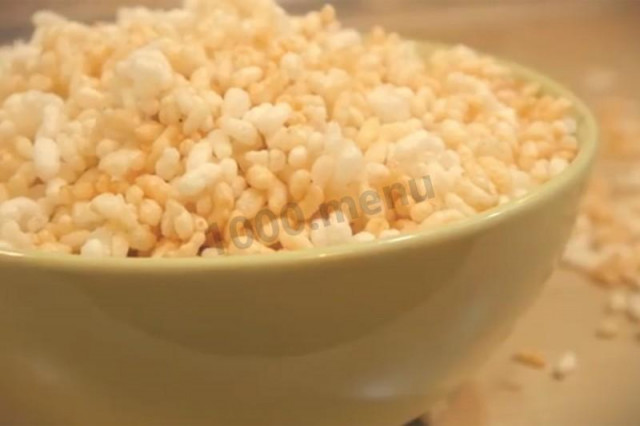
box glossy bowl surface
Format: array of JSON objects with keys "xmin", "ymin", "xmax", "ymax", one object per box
[{"xmin": 0, "ymin": 43, "xmax": 597, "ymax": 426}]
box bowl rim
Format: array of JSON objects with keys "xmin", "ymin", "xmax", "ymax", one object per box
[{"xmin": 0, "ymin": 43, "xmax": 598, "ymax": 273}]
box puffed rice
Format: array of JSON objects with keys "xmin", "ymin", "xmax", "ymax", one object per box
[
  {"xmin": 596, "ymin": 317, "xmax": 620, "ymax": 339},
  {"xmin": 0, "ymin": 0, "xmax": 578, "ymax": 257},
  {"xmin": 513, "ymin": 350, "xmax": 547, "ymax": 370},
  {"xmin": 553, "ymin": 351, "xmax": 578, "ymax": 380},
  {"xmin": 560, "ymin": 85, "xmax": 640, "ymax": 340}
]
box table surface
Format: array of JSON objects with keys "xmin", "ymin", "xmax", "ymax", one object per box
[
  {"xmin": 2, "ymin": 1, "xmax": 640, "ymax": 425},
  {"xmin": 431, "ymin": 268, "xmax": 640, "ymax": 426}
]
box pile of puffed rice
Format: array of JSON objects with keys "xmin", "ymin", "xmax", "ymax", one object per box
[
  {"xmin": 563, "ymin": 97, "xmax": 640, "ymax": 287},
  {"xmin": 562, "ymin": 92, "xmax": 640, "ymax": 334},
  {"xmin": 0, "ymin": 0, "xmax": 578, "ymax": 258}
]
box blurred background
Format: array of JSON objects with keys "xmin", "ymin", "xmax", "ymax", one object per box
[{"xmin": 2, "ymin": 1, "xmax": 640, "ymax": 425}]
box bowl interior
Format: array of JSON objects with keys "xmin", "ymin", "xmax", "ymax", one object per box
[{"xmin": 0, "ymin": 41, "xmax": 598, "ymax": 271}]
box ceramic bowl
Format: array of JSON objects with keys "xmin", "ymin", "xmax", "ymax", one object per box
[{"xmin": 0, "ymin": 44, "xmax": 597, "ymax": 426}]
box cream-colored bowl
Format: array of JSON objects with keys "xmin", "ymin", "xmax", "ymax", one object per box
[{"xmin": 0, "ymin": 46, "xmax": 597, "ymax": 426}]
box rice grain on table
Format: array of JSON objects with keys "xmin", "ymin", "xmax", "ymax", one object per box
[
  {"xmin": 513, "ymin": 350, "xmax": 548, "ymax": 370},
  {"xmin": 553, "ymin": 351, "xmax": 578, "ymax": 380},
  {"xmin": 596, "ymin": 317, "xmax": 620, "ymax": 340}
]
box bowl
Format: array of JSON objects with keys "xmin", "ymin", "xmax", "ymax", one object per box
[{"xmin": 0, "ymin": 44, "xmax": 597, "ymax": 426}]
